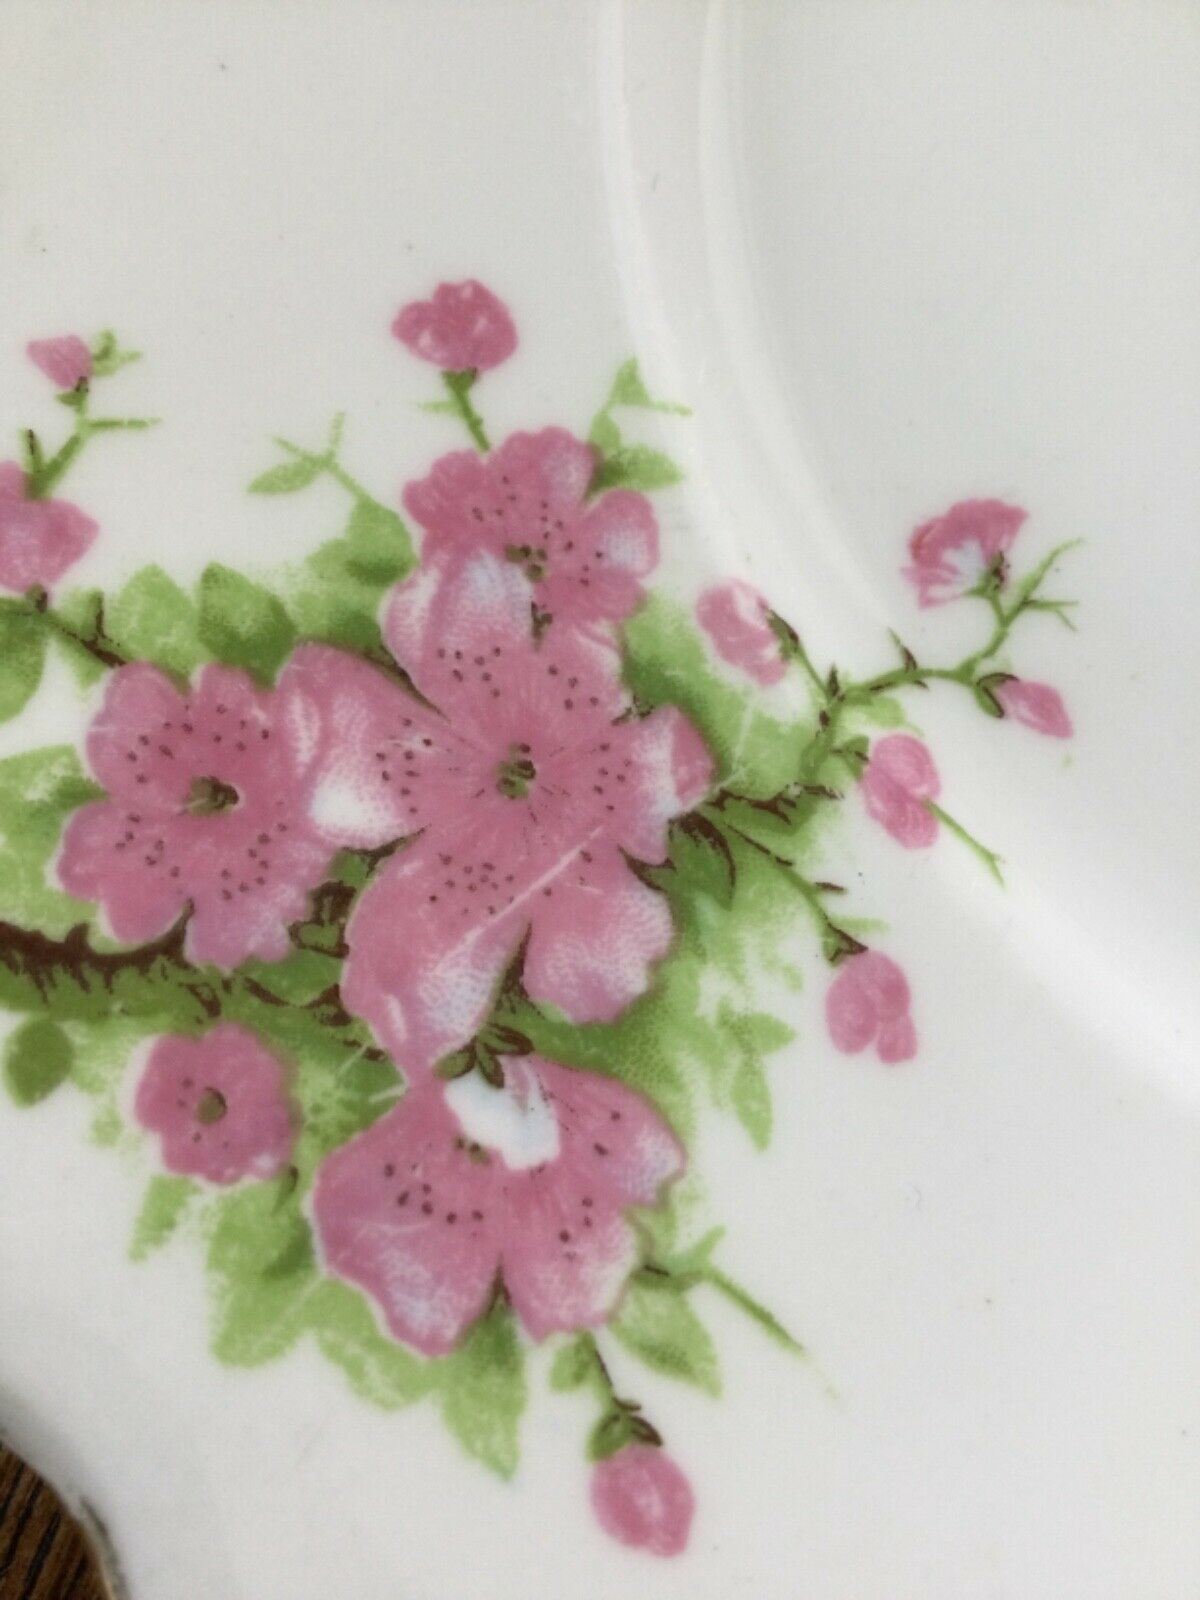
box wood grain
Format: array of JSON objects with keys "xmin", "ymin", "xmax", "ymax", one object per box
[{"xmin": 0, "ymin": 1448, "xmax": 106, "ymax": 1600}]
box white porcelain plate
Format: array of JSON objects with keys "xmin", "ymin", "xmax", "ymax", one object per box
[{"xmin": 0, "ymin": 4, "xmax": 1197, "ymax": 1597}]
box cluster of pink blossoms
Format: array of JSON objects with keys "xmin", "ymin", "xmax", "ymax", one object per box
[
  {"xmin": 58, "ymin": 284, "xmax": 702, "ymax": 1557},
  {"xmin": 39, "ymin": 287, "xmax": 1075, "ymax": 1561},
  {"xmin": 696, "ymin": 497, "xmax": 1074, "ymax": 1069}
]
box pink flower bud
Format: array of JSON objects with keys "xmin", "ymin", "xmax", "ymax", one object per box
[
  {"xmin": 590, "ymin": 1444, "xmax": 694, "ymax": 1558},
  {"xmin": 994, "ymin": 677, "xmax": 1072, "ymax": 738},
  {"xmin": 904, "ymin": 498, "xmax": 1026, "ymax": 607},
  {"xmin": 27, "ymin": 335, "xmax": 93, "ymax": 391},
  {"xmin": 135, "ymin": 1025, "xmax": 295, "ymax": 1185},
  {"xmin": 859, "ymin": 733, "xmax": 940, "ymax": 848},
  {"xmin": 696, "ymin": 579, "xmax": 786, "ymax": 685},
  {"xmin": 392, "ymin": 280, "xmax": 517, "ymax": 373},
  {"xmin": 826, "ymin": 951, "xmax": 917, "ymax": 1064},
  {"xmin": 0, "ymin": 461, "xmax": 97, "ymax": 593}
]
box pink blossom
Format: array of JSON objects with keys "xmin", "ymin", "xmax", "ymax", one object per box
[
  {"xmin": 311, "ymin": 1056, "xmax": 684, "ymax": 1355},
  {"xmin": 27, "ymin": 335, "xmax": 93, "ymax": 391},
  {"xmin": 695, "ymin": 580, "xmax": 786, "ymax": 686},
  {"xmin": 860, "ymin": 733, "xmax": 940, "ymax": 848},
  {"xmin": 905, "ymin": 499, "xmax": 1027, "ymax": 607},
  {"xmin": 57, "ymin": 662, "xmax": 339, "ymax": 968},
  {"xmin": 403, "ymin": 428, "xmax": 658, "ymax": 630},
  {"xmin": 135, "ymin": 1024, "xmax": 294, "ymax": 1184},
  {"xmin": 284, "ymin": 554, "xmax": 711, "ymax": 1077},
  {"xmin": 825, "ymin": 952, "xmax": 917, "ymax": 1064},
  {"xmin": 0, "ymin": 461, "xmax": 96, "ymax": 593},
  {"xmin": 392, "ymin": 280, "xmax": 517, "ymax": 373},
  {"xmin": 590, "ymin": 1445, "xmax": 694, "ymax": 1557},
  {"xmin": 995, "ymin": 677, "xmax": 1072, "ymax": 738}
]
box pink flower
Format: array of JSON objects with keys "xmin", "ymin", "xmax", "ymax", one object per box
[
  {"xmin": 58, "ymin": 662, "xmax": 340, "ymax": 968},
  {"xmin": 695, "ymin": 580, "xmax": 786, "ymax": 686},
  {"xmin": 590, "ymin": 1445, "xmax": 694, "ymax": 1558},
  {"xmin": 284, "ymin": 554, "xmax": 711, "ymax": 1077},
  {"xmin": 0, "ymin": 461, "xmax": 97, "ymax": 593},
  {"xmin": 860, "ymin": 733, "xmax": 940, "ymax": 848},
  {"xmin": 403, "ymin": 428, "xmax": 658, "ymax": 630},
  {"xmin": 135, "ymin": 1024, "xmax": 295, "ymax": 1184},
  {"xmin": 392, "ymin": 280, "xmax": 517, "ymax": 373},
  {"xmin": 825, "ymin": 951, "xmax": 917, "ymax": 1064},
  {"xmin": 995, "ymin": 677, "xmax": 1072, "ymax": 738},
  {"xmin": 311, "ymin": 1055, "xmax": 684, "ymax": 1355},
  {"xmin": 905, "ymin": 499, "xmax": 1027, "ymax": 607},
  {"xmin": 27, "ymin": 335, "xmax": 93, "ymax": 391}
]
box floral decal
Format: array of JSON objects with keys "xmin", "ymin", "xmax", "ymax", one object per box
[{"xmin": 0, "ymin": 297, "xmax": 1079, "ymax": 1556}]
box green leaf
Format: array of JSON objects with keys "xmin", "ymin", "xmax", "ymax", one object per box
[
  {"xmin": 130, "ymin": 1175, "xmax": 197, "ymax": 1260},
  {"xmin": 671, "ymin": 813, "xmax": 736, "ymax": 908},
  {"xmin": 587, "ymin": 411, "xmax": 622, "ymax": 453},
  {"xmin": 197, "ymin": 563, "xmax": 295, "ymax": 681},
  {"xmin": 437, "ymin": 1303, "xmax": 527, "ymax": 1478},
  {"xmin": 731, "ymin": 1055, "xmax": 772, "ymax": 1149},
  {"xmin": 0, "ymin": 748, "xmax": 102, "ymax": 937},
  {"xmin": 611, "ymin": 1276, "xmax": 721, "ymax": 1395},
  {"xmin": 548, "ymin": 1335, "xmax": 594, "ymax": 1392},
  {"xmin": 310, "ymin": 1281, "xmax": 430, "ymax": 1409},
  {"xmin": 108, "ymin": 566, "xmax": 206, "ymax": 676},
  {"xmin": 207, "ymin": 1182, "xmax": 318, "ymax": 1367},
  {"xmin": 3, "ymin": 1017, "xmax": 72, "ymax": 1105},
  {"xmin": 592, "ymin": 445, "xmax": 683, "ymax": 494},
  {"xmin": 609, "ymin": 357, "xmax": 654, "ymax": 408},
  {"xmin": 860, "ymin": 694, "xmax": 906, "ymax": 728},
  {"xmin": 249, "ymin": 456, "xmax": 324, "ymax": 494},
  {"xmin": 341, "ymin": 498, "xmax": 415, "ymax": 584},
  {"xmin": 621, "ymin": 598, "xmax": 800, "ymax": 798},
  {"xmin": 0, "ymin": 610, "xmax": 46, "ymax": 723},
  {"xmin": 239, "ymin": 949, "xmax": 341, "ymax": 1005}
]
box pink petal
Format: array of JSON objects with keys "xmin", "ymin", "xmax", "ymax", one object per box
[
  {"xmin": 696, "ymin": 580, "xmax": 787, "ymax": 686},
  {"xmin": 496, "ymin": 1059, "xmax": 684, "ymax": 1339},
  {"xmin": 523, "ymin": 845, "xmax": 674, "ymax": 1023},
  {"xmin": 342, "ymin": 837, "xmax": 526, "ymax": 1075},
  {"xmin": 995, "ymin": 677, "xmax": 1073, "ymax": 739},
  {"xmin": 136, "ymin": 1025, "xmax": 294, "ymax": 1185},
  {"xmin": 391, "ymin": 280, "xmax": 517, "ymax": 373},
  {"xmin": 57, "ymin": 799, "xmax": 187, "ymax": 943},
  {"xmin": 503, "ymin": 1176, "xmax": 639, "ymax": 1340},
  {"xmin": 27, "ymin": 335, "xmax": 93, "ymax": 391},
  {"xmin": 876, "ymin": 1013, "xmax": 918, "ymax": 1064},
  {"xmin": 591, "ymin": 1446, "xmax": 695, "ymax": 1558},
  {"xmin": 861, "ymin": 734, "xmax": 941, "ymax": 849},
  {"xmin": 905, "ymin": 499, "xmax": 1027, "ymax": 607},
  {"xmin": 311, "ymin": 1091, "xmax": 501, "ymax": 1356},
  {"xmin": 279, "ymin": 644, "xmax": 459, "ymax": 847},
  {"xmin": 84, "ymin": 664, "xmax": 191, "ymax": 805},
  {"xmin": 382, "ymin": 550, "xmax": 534, "ymax": 706},
  {"xmin": 0, "ymin": 467, "xmax": 98, "ymax": 594},
  {"xmin": 608, "ymin": 705, "xmax": 714, "ymax": 863}
]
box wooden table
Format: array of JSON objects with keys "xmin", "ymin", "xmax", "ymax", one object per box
[{"xmin": 0, "ymin": 1449, "xmax": 106, "ymax": 1600}]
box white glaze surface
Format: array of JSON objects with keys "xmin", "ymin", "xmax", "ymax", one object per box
[{"xmin": 0, "ymin": 4, "xmax": 1197, "ymax": 1597}]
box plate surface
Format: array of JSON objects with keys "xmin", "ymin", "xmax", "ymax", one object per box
[{"xmin": 0, "ymin": 4, "xmax": 1197, "ymax": 1598}]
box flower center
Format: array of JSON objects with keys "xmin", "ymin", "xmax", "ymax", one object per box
[
  {"xmin": 504, "ymin": 542, "xmax": 548, "ymax": 582},
  {"xmin": 186, "ymin": 775, "xmax": 240, "ymax": 815},
  {"xmin": 195, "ymin": 1087, "xmax": 228, "ymax": 1125},
  {"xmin": 496, "ymin": 743, "xmax": 537, "ymax": 800}
]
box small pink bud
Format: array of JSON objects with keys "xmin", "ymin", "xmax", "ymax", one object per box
[
  {"xmin": 590, "ymin": 1444, "xmax": 694, "ymax": 1558},
  {"xmin": 826, "ymin": 951, "xmax": 917, "ymax": 1065},
  {"xmin": 904, "ymin": 498, "xmax": 1027, "ymax": 607},
  {"xmin": 27, "ymin": 335, "xmax": 93, "ymax": 391},
  {"xmin": 696, "ymin": 579, "xmax": 787, "ymax": 685},
  {"xmin": 859, "ymin": 733, "xmax": 940, "ymax": 848},
  {"xmin": 994, "ymin": 677, "xmax": 1072, "ymax": 738},
  {"xmin": 0, "ymin": 461, "xmax": 97, "ymax": 593},
  {"xmin": 392, "ymin": 280, "xmax": 517, "ymax": 373}
]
